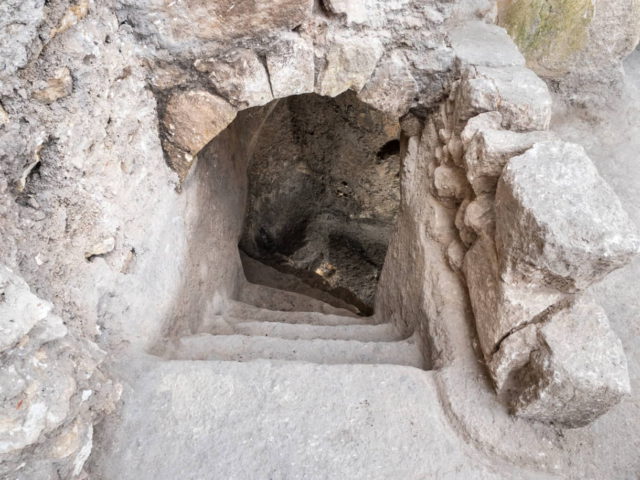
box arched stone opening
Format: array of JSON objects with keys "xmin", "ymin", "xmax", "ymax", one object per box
[
  {"xmin": 239, "ymin": 91, "xmax": 401, "ymax": 316},
  {"xmin": 154, "ymin": 21, "xmax": 637, "ymax": 427}
]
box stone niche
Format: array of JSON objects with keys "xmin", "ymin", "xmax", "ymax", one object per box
[{"xmin": 239, "ymin": 92, "xmax": 401, "ymax": 315}]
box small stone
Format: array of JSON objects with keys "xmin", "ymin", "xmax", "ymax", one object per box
[
  {"xmin": 162, "ymin": 90, "xmax": 237, "ymax": 156},
  {"xmin": 496, "ymin": 141, "xmax": 640, "ymax": 292},
  {"xmin": 433, "ymin": 165, "xmax": 470, "ymax": 202},
  {"xmin": 32, "ymin": 68, "xmax": 73, "ymax": 104},
  {"xmin": 322, "ymin": 0, "xmax": 369, "ymax": 24},
  {"xmin": 446, "ymin": 136, "xmax": 463, "ymax": 165},
  {"xmin": 85, "ymin": 237, "xmax": 115, "ymax": 260},
  {"xmin": 0, "ymin": 264, "xmax": 52, "ymax": 353},
  {"xmin": 511, "ymin": 299, "xmax": 630, "ymax": 428},
  {"xmin": 207, "ymin": 49, "xmax": 273, "ymax": 108},
  {"xmin": 455, "ymin": 198, "xmax": 476, "ymax": 246},
  {"xmin": 318, "ymin": 36, "xmax": 383, "ymax": 97},
  {"xmin": 0, "ymin": 102, "xmax": 8, "ymax": 126},
  {"xmin": 446, "ymin": 239, "xmax": 466, "ymax": 272},
  {"xmin": 400, "ymin": 113, "xmax": 423, "ymax": 137},
  {"xmin": 266, "ymin": 35, "xmax": 315, "ymax": 98},
  {"xmin": 50, "ymin": 0, "xmax": 89, "ymax": 38},
  {"xmin": 464, "ymin": 194, "xmax": 495, "ymax": 237}
]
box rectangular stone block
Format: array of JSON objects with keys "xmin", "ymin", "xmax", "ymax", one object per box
[
  {"xmin": 455, "ymin": 65, "xmax": 552, "ymax": 132},
  {"xmin": 463, "ymin": 236, "xmax": 563, "ymax": 358},
  {"xmin": 496, "ymin": 141, "xmax": 640, "ymax": 292},
  {"xmin": 510, "ymin": 299, "xmax": 630, "ymax": 427}
]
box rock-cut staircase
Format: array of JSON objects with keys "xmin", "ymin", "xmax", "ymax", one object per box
[
  {"xmin": 89, "ymin": 275, "xmax": 541, "ymax": 480},
  {"xmin": 165, "ymin": 282, "xmax": 425, "ymax": 368}
]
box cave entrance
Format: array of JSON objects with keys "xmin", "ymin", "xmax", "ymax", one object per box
[{"xmin": 239, "ymin": 91, "xmax": 402, "ymax": 316}]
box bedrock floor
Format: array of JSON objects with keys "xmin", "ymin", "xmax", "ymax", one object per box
[{"xmin": 88, "ymin": 276, "xmax": 547, "ymax": 480}]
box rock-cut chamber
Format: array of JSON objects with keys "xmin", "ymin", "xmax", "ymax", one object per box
[{"xmin": 238, "ymin": 92, "xmax": 402, "ymax": 315}]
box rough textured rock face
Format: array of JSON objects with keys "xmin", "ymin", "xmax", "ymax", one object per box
[
  {"xmin": 240, "ymin": 92, "xmax": 401, "ymax": 314},
  {"xmin": 2, "ymin": 0, "xmax": 640, "ymax": 477},
  {"xmin": 0, "ymin": 265, "xmax": 120, "ymax": 479},
  {"xmin": 498, "ymin": 0, "xmax": 640, "ymax": 104}
]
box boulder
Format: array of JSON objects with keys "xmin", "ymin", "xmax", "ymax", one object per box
[{"xmin": 496, "ymin": 141, "xmax": 640, "ymax": 292}]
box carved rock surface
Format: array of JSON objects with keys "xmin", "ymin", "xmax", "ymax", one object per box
[
  {"xmin": 511, "ymin": 299, "xmax": 630, "ymax": 427},
  {"xmin": 496, "ymin": 141, "xmax": 640, "ymax": 292}
]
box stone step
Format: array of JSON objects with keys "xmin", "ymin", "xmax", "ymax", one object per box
[
  {"xmin": 198, "ymin": 316, "xmax": 405, "ymax": 342},
  {"xmin": 90, "ymin": 359, "xmax": 545, "ymax": 480},
  {"xmin": 240, "ymin": 252, "xmax": 360, "ymax": 314},
  {"xmin": 225, "ymin": 300, "xmax": 370, "ymax": 326},
  {"xmin": 238, "ymin": 281, "xmax": 359, "ymax": 317},
  {"xmin": 167, "ymin": 333, "xmax": 425, "ymax": 367}
]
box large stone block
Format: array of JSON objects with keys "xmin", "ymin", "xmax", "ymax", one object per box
[
  {"xmin": 204, "ymin": 49, "xmax": 273, "ymax": 108},
  {"xmin": 359, "ymin": 51, "xmax": 418, "ymax": 117},
  {"xmin": 463, "ymin": 236, "xmax": 563, "ymax": 357},
  {"xmin": 162, "ymin": 90, "xmax": 237, "ymax": 156},
  {"xmin": 510, "ymin": 299, "xmax": 630, "ymax": 427},
  {"xmin": 455, "ymin": 65, "xmax": 551, "ymax": 132},
  {"xmin": 496, "ymin": 141, "xmax": 640, "ymax": 292},
  {"xmin": 266, "ymin": 35, "xmax": 315, "ymax": 99},
  {"xmin": 318, "ymin": 37, "xmax": 383, "ymax": 97},
  {"xmin": 449, "ymin": 21, "xmax": 525, "ymax": 68},
  {"xmin": 463, "ymin": 128, "xmax": 555, "ymax": 193},
  {"xmin": 119, "ymin": 0, "xmax": 314, "ymax": 52}
]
